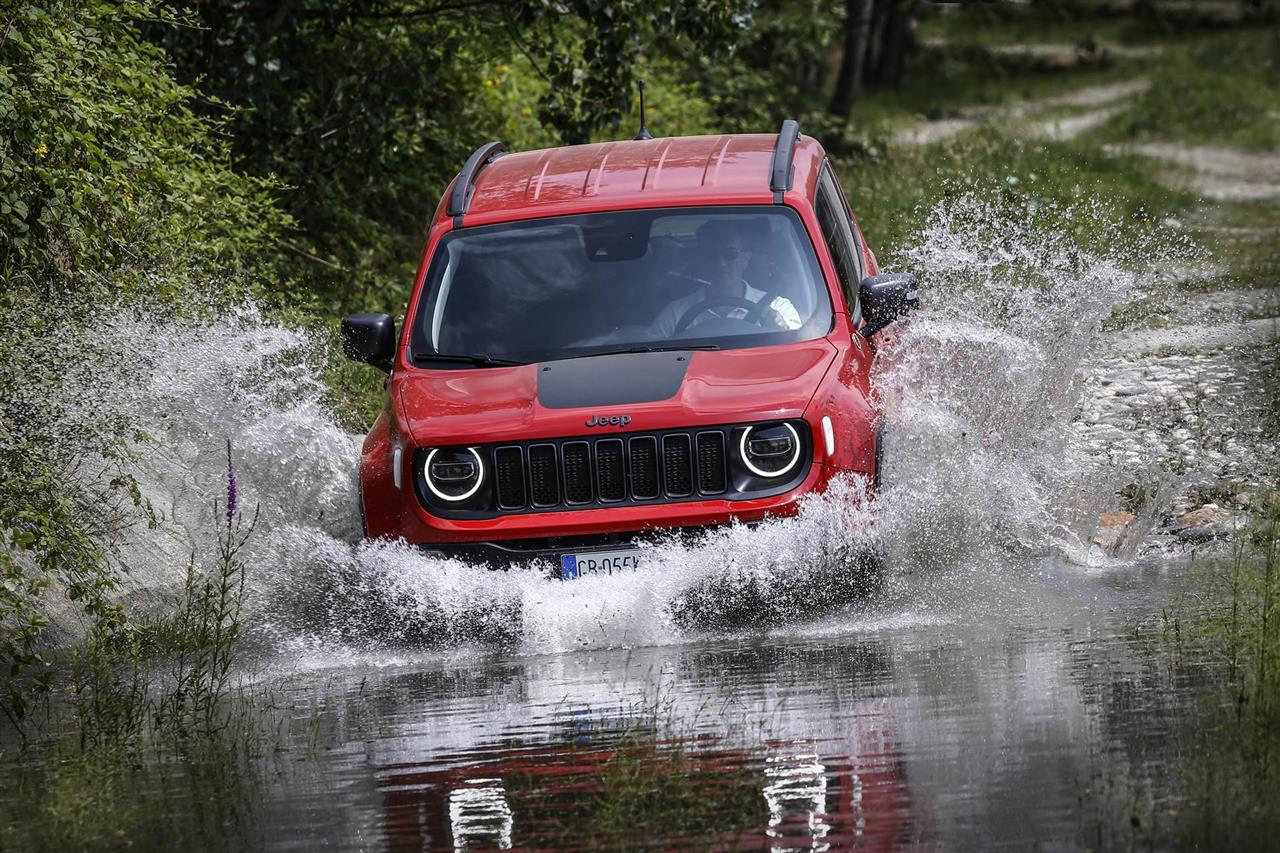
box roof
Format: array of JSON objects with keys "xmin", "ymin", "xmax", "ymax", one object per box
[{"xmin": 442, "ymin": 133, "xmax": 827, "ymax": 227}]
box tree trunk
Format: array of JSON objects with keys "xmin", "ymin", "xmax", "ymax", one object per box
[
  {"xmin": 877, "ymin": 0, "xmax": 917, "ymax": 88},
  {"xmin": 862, "ymin": 0, "xmax": 889, "ymax": 85},
  {"xmin": 828, "ymin": 0, "xmax": 873, "ymax": 118}
]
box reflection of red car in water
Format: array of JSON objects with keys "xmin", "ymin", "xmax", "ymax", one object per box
[
  {"xmin": 343, "ymin": 121, "xmax": 919, "ymax": 574},
  {"xmin": 378, "ymin": 715, "xmax": 915, "ymax": 851}
]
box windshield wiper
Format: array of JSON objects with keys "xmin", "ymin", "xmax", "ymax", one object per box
[
  {"xmin": 564, "ymin": 344, "xmax": 721, "ymax": 360},
  {"xmin": 412, "ymin": 352, "xmax": 528, "ymax": 368}
]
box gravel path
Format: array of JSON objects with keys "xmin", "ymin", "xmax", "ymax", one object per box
[
  {"xmin": 892, "ymin": 78, "xmax": 1150, "ymax": 146},
  {"xmin": 1104, "ymin": 143, "xmax": 1280, "ymax": 201}
]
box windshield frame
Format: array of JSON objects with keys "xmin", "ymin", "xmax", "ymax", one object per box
[{"xmin": 408, "ymin": 205, "xmax": 835, "ymax": 367}]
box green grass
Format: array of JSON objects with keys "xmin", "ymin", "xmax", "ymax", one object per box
[
  {"xmin": 851, "ymin": 52, "xmax": 1146, "ymax": 132},
  {"xmin": 1157, "ymin": 486, "xmax": 1280, "ymax": 848},
  {"xmin": 507, "ymin": 736, "xmax": 769, "ymax": 850},
  {"xmin": 1095, "ymin": 28, "xmax": 1280, "ymax": 151},
  {"xmin": 835, "ymin": 127, "xmax": 1196, "ymax": 260},
  {"xmin": 503, "ymin": 694, "xmax": 770, "ymax": 850},
  {"xmin": 1182, "ymin": 200, "xmax": 1280, "ymax": 292},
  {"xmin": 915, "ymin": 1, "xmax": 1264, "ymax": 47}
]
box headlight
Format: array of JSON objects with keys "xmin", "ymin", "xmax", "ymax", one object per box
[
  {"xmin": 423, "ymin": 447, "xmax": 484, "ymax": 501},
  {"xmin": 739, "ymin": 423, "xmax": 801, "ymax": 478}
]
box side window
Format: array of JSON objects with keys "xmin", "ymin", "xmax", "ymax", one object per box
[{"xmin": 814, "ymin": 163, "xmax": 863, "ymax": 324}]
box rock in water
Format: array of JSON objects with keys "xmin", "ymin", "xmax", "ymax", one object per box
[
  {"xmin": 1092, "ymin": 511, "xmax": 1137, "ymax": 556},
  {"xmin": 1170, "ymin": 504, "xmax": 1236, "ymax": 542}
]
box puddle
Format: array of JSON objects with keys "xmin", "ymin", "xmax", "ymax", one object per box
[{"xmin": 0, "ymin": 557, "xmax": 1202, "ymax": 850}]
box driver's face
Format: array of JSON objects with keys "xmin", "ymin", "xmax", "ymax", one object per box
[{"xmin": 706, "ymin": 234, "xmax": 751, "ymax": 291}]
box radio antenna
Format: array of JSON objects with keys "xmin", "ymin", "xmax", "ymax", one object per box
[{"xmin": 634, "ymin": 79, "xmax": 653, "ymax": 141}]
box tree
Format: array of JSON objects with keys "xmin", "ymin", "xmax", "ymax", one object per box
[
  {"xmin": 829, "ymin": 0, "xmax": 872, "ymax": 118},
  {"xmin": 828, "ymin": 0, "xmax": 920, "ymax": 118},
  {"xmin": 154, "ymin": 0, "xmax": 751, "ymax": 310}
]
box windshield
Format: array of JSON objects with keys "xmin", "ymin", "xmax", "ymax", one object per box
[{"xmin": 410, "ymin": 206, "xmax": 832, "ymax": 365}]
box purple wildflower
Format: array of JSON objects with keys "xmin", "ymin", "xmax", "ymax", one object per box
[{"xmin": 226, "ymin": 464, "xmax": 239, "ymax": 528}]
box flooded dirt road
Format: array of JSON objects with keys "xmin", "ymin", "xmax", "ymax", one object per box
[{"xmin": 167, "ymin": 553, "xmax": 1196, "ymax": 851}]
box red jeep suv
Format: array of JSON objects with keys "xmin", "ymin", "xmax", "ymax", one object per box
[{"xmin": 342, "ymin": 121, "xmax": 917, "ymax": 578}]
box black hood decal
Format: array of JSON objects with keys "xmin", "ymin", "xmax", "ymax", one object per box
[{"xmin": 537, "ymin": 351, "xmax": 691, "ymax": 410}]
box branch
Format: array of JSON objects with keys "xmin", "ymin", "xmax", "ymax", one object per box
[{"xmin": 299, "ymin": 0, "xmax": 504, "ymax": 22}]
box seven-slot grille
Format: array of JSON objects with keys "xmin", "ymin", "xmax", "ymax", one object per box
[{"xmin": 493, "ymin": 430, "xmax": 728, "ymax": 511}]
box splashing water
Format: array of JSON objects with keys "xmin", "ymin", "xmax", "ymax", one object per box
[
  {"xmin": 42, "ymin": 195, "xmax": 1198, "ymax": 661},
  {"xmin": 873, "ymin": 195, "xmax": 1188, "ymax": 584}
]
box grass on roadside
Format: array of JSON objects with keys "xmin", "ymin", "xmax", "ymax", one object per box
[
  {"xmin": 837, "ymin": 127, "xmax": 1196, "ymax": 261},
  {"xmin": 1096, "ymin": 28, "xmax": 1280, "ymax": 152},
  {"xmin": 1160, "ymin": 485, "xmax": 1280, "ymax": 847}
]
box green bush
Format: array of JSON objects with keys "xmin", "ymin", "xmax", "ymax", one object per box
[
  {"xmin": 0, "ymin": 0, "xmax": 293, "ymax": 299},
  {"xmin": 0, "ymin": 0, "xmax": 294, "ymax": 726}
]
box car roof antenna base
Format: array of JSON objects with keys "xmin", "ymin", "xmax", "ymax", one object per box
[{"xmin": 634, "ymin": 79, "xmax": 653, "ymax": 141}]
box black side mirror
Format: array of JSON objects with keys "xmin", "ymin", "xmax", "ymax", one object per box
[
  {"xmin": 341, "ymin": 313, "xmax": 396, "ymax": 372},
  {"xmin": 858, "ymin": 273, "xmax": 919, "ymax": 338}
]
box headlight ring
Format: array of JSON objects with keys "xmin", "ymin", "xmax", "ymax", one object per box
[
  {"xmin": 423, "ymin": 447, "xmax": 484, "ymax": 501},
  {"xmin": 739, "ymin": 423, "xmax": 801, "ymax": 478}
]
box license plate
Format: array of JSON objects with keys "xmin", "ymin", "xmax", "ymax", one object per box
[{"xmin": 560, "ymin": 549, "xmax": 641, "ymax": 579}]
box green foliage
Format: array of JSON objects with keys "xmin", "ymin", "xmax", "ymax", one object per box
[
  {"xmin": 515, "ymin": 0, "xmax": 751, "ymax": 143},
  {"xmin": 0, "ymin": 295, "xmax": 131, "ymax": 730},
  {"xmin": 0, "ymin": 0, "xmax": 293, "ymax": 297},
  {"xmin": 675, "ymin": 0, "xmax": 843, "ymax": 133},
  {"xmin": 1103, "ymin": 28, "xmax": 1280, "ymax": 151},
  {"xmin": 0, "ymin": 0, "xmax": 293, "ymax": 727},
  {"xmin": 1163, "ymin": 486, "xmax": 1280, "ymax": 846},
  {"xmin": 154, "ymin": 0, "xmax": 750, "ymax": 313}
]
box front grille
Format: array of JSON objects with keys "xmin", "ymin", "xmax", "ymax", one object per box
[
  {"xmin": 696, "ymin": 432, "xmax": 727, "ymax": 494},
  {"xmin": 494, "ymin": 446, "xmax": 526, "ymax": 508},
  {"xmin": 421, "ymin": 420, "xmax": 809, "ymax": 519},
  {"xmin": 662, "ymin": 434, "xmax": 693, "ymax": 497},
  {"xmin": 487, "ymin": 427, "xmax": 739, "ymax": 513},
  {"xmin": 596, "ymin": 439, "xmax": 626, "ymax": 502},
  {"xmin": 562, "ymin": 441, "xmax": 592, "ymax": 504},
  {"xmin": 528, "ymin": 444, "xmax": 559, "ymax": 507},
  {"xmin": 629, "ymin": 436, "xmax": 660, "ymax": 500}
]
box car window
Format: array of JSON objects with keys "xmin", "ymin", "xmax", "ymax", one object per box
[
  {"xmin": 410, "ymin": 206, "xmax": 834, "ymax": 364},
  {"xmin": 815, "ymin": 163, "xmax": 863, "ymax": 324}
]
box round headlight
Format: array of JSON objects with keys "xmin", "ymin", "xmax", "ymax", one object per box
[
  {"xmin": 739, "ymin": 423, "xmax": 801, "ymax": 478},
  {"xmin": 423, "ymin": 447, "xmax": 484, "ymax": 501}
]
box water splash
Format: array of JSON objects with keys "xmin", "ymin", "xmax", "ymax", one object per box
[
  {"xmin": 876, "ymin": 197, "xmax": 1151, "ymax": 580},
  {"xmin": 38, "ymin": 193, "xmax": 1203, "ymax": 659}
]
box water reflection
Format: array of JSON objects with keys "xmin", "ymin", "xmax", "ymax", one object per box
[
  {"xmin": 447, "ymin": 779, "xmax": 512, "ymax": 850},
  {"xmin": 0, "ymin": 559, "xmax": 1200, "ymax": 850},
  {"xmin": 764, "ymin": 748, "xmax": 831, "ymax": 850}
]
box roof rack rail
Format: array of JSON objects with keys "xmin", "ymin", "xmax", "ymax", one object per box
[
  {"xmin": 447, "ymin": 141, "xmax": 508, "ymax": 221},
  {"xmin": 769, "ymin": 119, "xmax": 800, "ymax": 200}
]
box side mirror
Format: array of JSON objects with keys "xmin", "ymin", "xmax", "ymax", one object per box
[
  {"xmin": 341, "ymin": 313, "xmax": 396, "ymax": 372},
  {"xmin": 858, "ymin": 273, "xmax": 919, "ymax": 338}
]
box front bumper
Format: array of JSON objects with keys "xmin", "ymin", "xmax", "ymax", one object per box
[{"xmin": 417, "ymin": 524, "xmax": 726, "ymax": 569}]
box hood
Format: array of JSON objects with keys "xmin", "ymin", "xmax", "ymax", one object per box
[{"xmin": 397, "ymin": 339, "xmax": 838, "ymax": 446}]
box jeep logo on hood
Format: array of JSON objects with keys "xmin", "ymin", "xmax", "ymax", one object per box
[{"xmin": 585, "ymin": 414, "xmax": 631, "ymax": 428}]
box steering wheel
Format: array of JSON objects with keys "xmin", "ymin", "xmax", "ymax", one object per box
[{"xmin": 673, "ymin": 296, "xmax": 771, "ymax": 333}]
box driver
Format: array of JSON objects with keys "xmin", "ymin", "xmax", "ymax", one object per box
[{"xmin": 649, "ymin": 220, "xmax": 802, "ymax": 339}]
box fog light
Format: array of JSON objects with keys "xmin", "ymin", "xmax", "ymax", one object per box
[
  {"xmin": 739, "ymin": 423, "xmax": 800, "ymax": 478},
  {"xmin": 424, "ymin": 447, "xmax": 484, "ymax": 501}
]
